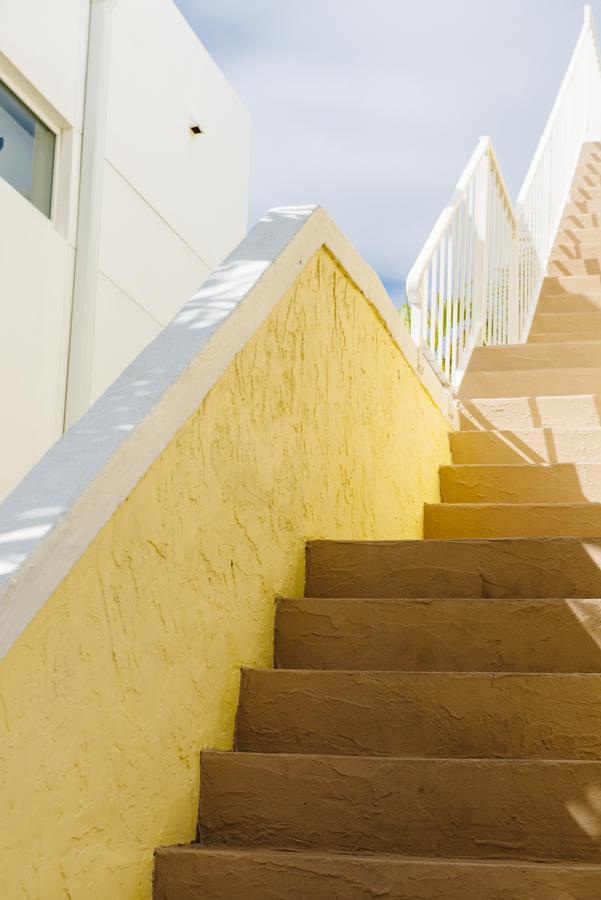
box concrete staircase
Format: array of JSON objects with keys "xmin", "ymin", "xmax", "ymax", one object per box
[{"xmin": 153, "ymin": 145, "xmax": 601, "ymax": 898}]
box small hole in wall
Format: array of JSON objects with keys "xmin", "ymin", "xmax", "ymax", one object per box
[{"xmin": 189, "ymin": 123, "xmax": 204, "ymax": 136}]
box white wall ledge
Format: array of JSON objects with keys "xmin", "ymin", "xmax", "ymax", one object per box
[{"xmin": 0, "ymin": 205, "xmax": 454, "ymax": 660}]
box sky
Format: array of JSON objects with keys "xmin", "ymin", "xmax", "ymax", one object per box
[{"xmin": 174, "ymin": 0, "xmax": 597, "ymax": 304}]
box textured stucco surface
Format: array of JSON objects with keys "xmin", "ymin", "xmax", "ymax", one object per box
[
  {"xmin": 274, "ymin": 596, "xmax": 601, "ymax": 673},
  {"xmin": 153, "ymin": 846, "xmax": 601, "ymax": 900},
  {"xmin": 199, "ymin": 750, "xmax": 601, "ymax": 861},
  {"xmin": 0, "ymin": 249, "xmax": 449, "ymax": 899},
  {"xmin": 235, "ymin": 668, "xmax": 601, "ymax": 759}
]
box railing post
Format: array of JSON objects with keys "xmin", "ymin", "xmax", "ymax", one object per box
[
  {"xmin": 473, "ymin": 138, "xmax": 490, "ymax": 343},
  {"xmin": 410, "ymin": 295, "xmax": 422, "ymax": 346}
]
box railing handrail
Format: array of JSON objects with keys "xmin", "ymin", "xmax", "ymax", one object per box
[
  {"xmin": 516, "ymin": 10, "xmax": 593, "ymax": 209},
  {"xmin": 405, "ymin": 4, "xmax": 601, "ymax": 390},
  {"xmin": 407, "ymin": 136, "xmax": 518, "ymax": 307},
  {"xmin": 406, "ymin": 137, "xmax": 489, "ymax": 307}
]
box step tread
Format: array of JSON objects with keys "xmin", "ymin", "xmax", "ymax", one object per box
[
  {"xmin": 441, "ymin": 462, "xmax": 601, "ymax": 469},
  {"xmin": 459, "ymin": 368, "xmax": 601, "ymax": 399},
  {"xmin": 153, "ymin": 846, "xmax": 601, "ymax": 900},
  {"xmin": 425, "ymin": 501, "xmax": 601, "ymax": 538},
  {"xmin": 154, "ymin": 845, "xmax": 601, "ymax": 868},
  {"xmin": 469, "ymin": 340, "xmax": 601, "ymax": 369},
  {"xmin": 528, "ymin": 332, "xmax": 601, "ymax": 342},
  {"xmin": 440, "ymin": 464, "xmax": 601, "ymax": 504},
  {"xmin": 426, "ymin": 500, "xmax": 601, "ymax": 512},
  {"xmin": 457, "ymin": 394, "xmax": 601, "ymax": 431}
]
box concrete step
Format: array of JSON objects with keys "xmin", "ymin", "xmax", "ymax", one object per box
[
  {"xmin": 571, "ymin": 187, "xmax": 601, "ymax": 202},
  {"xmin": 555, "ymin": 227, "xmax": 601, "ymax": 244},
  {"xmin": 528, "ymin": 331, "xmax": 601, "ymax": 342},
  {"xmin": 458, "ymin": 395, "xmax": 601, "ymax": 430},
  {"xmin": 575, "ymin": 144, "xmax": 601, "ymax": 165},
  {"xmin": 440, "ymin": 463, "xmax": 601, "ymax": 503},
  {"xmin": 469, "ymin": 341, "xmax": 601, "ymax": 370},
  {"xmin": 236, "ymin": 668, "xmax": 601, "ymax": 760},
  {"xmin": 549, "ymin": 239, "xmax": 601, "ymax": 256},
  {"xmin": 450, "ymin": 427, "xmax": 601, "ymax": 464},
  {"xmin": 530, "ymin": 311, "xmax": 601, "ymax": 333},
  {"xmin": 537, "ymin": 293, "xmax": 601, "ymax": 313},
  {"xmin": 460, "ymin": 343, "xmax": 601, "ymax": 399},
  {"xmin": 304, "ymin": 538, "xmax": 601, "ymax": 599},
  {"xmin": 199, "ymin": 751, "xmax": 601, "ymax": 861},
  {"xmin": 541, "ymin": 274, "xmax": 601, "ymax": 295},
  {"xmin": 459, "ymin": 367, "xmax": 601, "ymax": 399},
  {"xmin": 564, "ymin": 200, "xmax": 601, "ymax": 215},
  {"xmin": 575, "ymin": 159, "xmax": 601, "ymax": 175},
  {"xmin": 424, "ymin": 501, "xmax": 601, "ymax": 539},
  {"xmin": 570, "ymin": 174, "xmax": 601, "ymax": 187},
  {"xmin": 547, "ymin": 259, "xmax": 601, "ymax": 277},
  {"xmin": 153, "ymin": 846, "xmax": 601, "ymax": 900},
  {"xmin": 559, "ymin": 212, "xmax": 601, "ymax": 228},
  {"xmin": 275, "ymin": 596, "xmax": 601, "ymax": 673}
]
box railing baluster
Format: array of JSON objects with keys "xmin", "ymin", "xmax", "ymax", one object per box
[{"xmin": 405, "ymin": 6, "xmax": 601, "ymax": 389}]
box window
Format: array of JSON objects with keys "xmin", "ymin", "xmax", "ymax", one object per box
[{"xmin": 0, "ymin": 80, "xmax": 55, "ymax": 218}]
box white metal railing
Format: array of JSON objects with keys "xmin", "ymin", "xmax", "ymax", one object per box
[{"xmin": 406, "ymin": 5, "xmax": 601, "ymax": 389}]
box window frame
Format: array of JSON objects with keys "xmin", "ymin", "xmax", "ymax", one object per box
[{"xmin": 0, "ymin": 69, "xmax": 63, "ymax": 224}]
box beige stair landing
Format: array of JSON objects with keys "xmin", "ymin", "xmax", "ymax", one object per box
[{"xmin": 153, "ymin": 143, "xmax": 601, "ymax": 898}]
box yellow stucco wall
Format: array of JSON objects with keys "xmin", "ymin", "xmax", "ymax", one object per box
[{"xmin": 0, "ymin": 249, "xmax": 451, "ymax": 898}]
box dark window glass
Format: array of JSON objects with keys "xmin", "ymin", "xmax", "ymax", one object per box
[{"xmin": 0, "ymin": 80, "xmax": 55, "ymax": 217}]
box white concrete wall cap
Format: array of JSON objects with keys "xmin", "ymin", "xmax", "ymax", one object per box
[{"xmin": 0, "ymin": 205, "xmax": 454, "ymax": 660}]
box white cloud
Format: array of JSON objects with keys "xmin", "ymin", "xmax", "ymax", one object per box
[{"xmin": 174, "ymin": 0, "xmax": 591, "ymax": 294}]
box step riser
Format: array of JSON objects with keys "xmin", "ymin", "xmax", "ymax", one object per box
[
  {"xmin": 153, "ymin": 849, "xmax": 601, "ymax": 900},
  {"xmin": 574, "ymin": 148, "xmax": 601, "ymax": 164},
  {"xmin": 569, "ymin": 176, "xmax": 601, "ymax": 188},
  {"xmin": 424, "ymin": 503, "xmax": 601, "ymax": 539},
  {"xmin": 440, "ymin": 464, "xmax": 601, "ymax": 503},
  {"xmin": 556, "ymin": 227, "xmax": 601, "ymax": 243},
  {"xmin": 558, "ymin": 213, "xmax": 601, "ymax": 227},
  {"xmin": 575, "ymin": 148, "xmax": 601, "ymax": 165},
  {"xmin": 237, "ymin": 669, "xmax": 601, "ymax": 759},
  {"xmin": 541, "ymin": 275, "xmax": 601, "ymax": 295},
  {"xmin": 459, "ymin": 368, "xmax": 601, "ymax": 399},
  {"xmin": 571, "ymin": 188, "xmax": 601, "ymax": 202},
  {"xmin": 275, "ymin": 597, "xmax": 601, "ymax": 673},
  {"xmin": 458, "ymin": 396, "xmax": 601, "ymax": 430},
  {"xmin": 575, "ymin": 160, "xmax": 601, "ymax": 175},
  {"xmin": 550, "ymin": 242, "xmax": 601, "ymax": 260},
  {"xmin": 548, "ymin": 260, "xmax": 601, "ymax": 277},
  {"xmin": 537, "ymin": 294, "xmax": 601, "ymax": 312},
  {"xmin": 468, "ymin": 342, "xmax": 601, "ymax": 371},
  {"xmin": 305, "ymin": 539, "xmax": 601, "ymax": 599},
  {"xmin": 563, "ymin": 201, "xmax": 601, "ymax": 215},
  {"xmin": 450, "ymin": 429, "xmax": 601, "ymax": 464},
  {"xmin": 199, "ymin": 752, "xmax": 601, "ymax": 861},
  {"xmin": 528, "ymin": 331, "xmax": 601, "ymax": 342},
  {"xmin": 531, "ymin": 313, "xmax": 601, "ymax": 333}
]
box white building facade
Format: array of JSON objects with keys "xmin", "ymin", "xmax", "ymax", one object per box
[{"xmin": 0, "ymin": 0, "xmax": 250, "ymax": 499}]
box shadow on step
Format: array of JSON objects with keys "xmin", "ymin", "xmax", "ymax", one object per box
[
  {"xmin": 549, "ymin": 255, "xmax": 601, "ymax": 276},
  {"xmin": 459, "ymin": 395, "xmax": 601, "ymax": 463}
]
